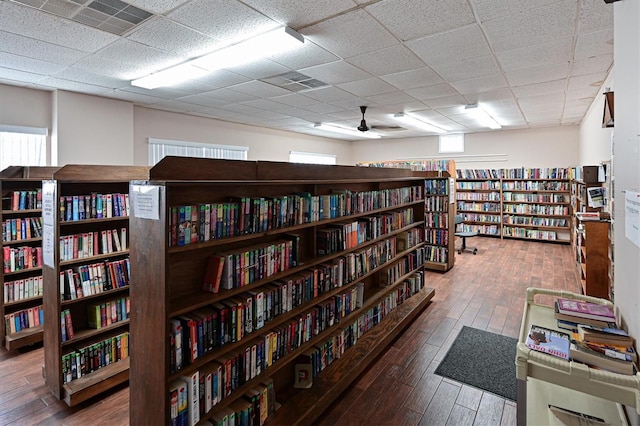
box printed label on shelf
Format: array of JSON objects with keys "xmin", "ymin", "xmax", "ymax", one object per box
[
  {"xmin": 42, "ymin": 180, "xmax": 56, "ymax": 226},
  {"xmin": 132, "ymin": 184, "xmax": 160, "ymax": 220}
]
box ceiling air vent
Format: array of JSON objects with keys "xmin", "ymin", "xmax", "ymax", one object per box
[
  {"xmin": 11, "ymin": 0, "xmax": 153, "ymax": 35},
  {"xmin": 261, "ymin": 71, "xmax": 328, "ymax": 92}
]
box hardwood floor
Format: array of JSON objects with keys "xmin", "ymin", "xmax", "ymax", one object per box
[{"xmin": 0, "ymin": 237, "xmax": 580, "ymax": 425}]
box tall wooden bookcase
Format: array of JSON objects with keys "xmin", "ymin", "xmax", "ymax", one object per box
[
  {"xmin": 424, "ymin": 176, "xmax": 455, "ymax": 271},
  {"xmin": 128, "ymin": 157, "xmax": 437, "ymax": 425},
  {"xmin": 42, "ymin": 165, "xmax": 148, "ymax": 406},
  {"xmin": 574, "ymin": 218, "xmax": 611, "ymax": 299},
  {"xmin": 1, "ymin": 166, "xmax": 59, "ymax": 350},
  {"xmin": 455, "ymin": 169, "xmax": 502, "ymax": 237}
]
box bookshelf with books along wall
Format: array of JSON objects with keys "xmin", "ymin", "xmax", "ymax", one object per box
[
  {"xmin": 1, "ymin": 166, "xmax": 59, "ymax": 350},
  {"xmin": 41, "ymin": 165, "xmax": 149, "ymax": 407},
  {"xmin": 128, "ymin": 157, "xmax": 436, "ymax": 425},
  {"xmin": 455, "ymin": 169, "xmax": 502, "ymax": 237},
  {"xmin": 424, "ymin": 175, "xmax": 455, "ymax": 271}
]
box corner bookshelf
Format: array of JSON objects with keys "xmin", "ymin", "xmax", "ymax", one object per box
[
  {"xmin": 424, "ymin": 176, "xmax": 455, "ymax": 271},
  {"xmin": 574, "ymin": 217, "xmax": 611, "ymax": 299},
  {"xmin": 42, "ymin": 165, "xmax": 149, "ymax": 406},
  {"xmin": 1, "ymin": 166, "xmax": 59, "ymax": 351},
  {"xmin": 455, "ymin": 169, "xmax": 502, "ymax": 237},
  {"xmin": 128, "ymin": 157, "xmax": 436, "ymax": 425}
]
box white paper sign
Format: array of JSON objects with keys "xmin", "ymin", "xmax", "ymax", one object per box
[
  {"xmin": 42, "ymin": 181, "xmax": 56, "ymax": 226},
  {"xmin": 624, "ymin": 190, "xmax": 640, "ymax": 248},
  {"xmin": 43, "ymin": 223, "xmax": 55, "ymax": 267},
  {"xmin": 449, "ymin": 177, "xmax": 455, "ymax": 204},
  {"xmin": 132, "ymin": 184, "xmax": 160, "ymax": 220}
]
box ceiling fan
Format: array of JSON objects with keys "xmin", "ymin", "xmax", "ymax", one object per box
[
  {"xmin": 358, "ymin": 105, "xmax": 370, "ymax": 132},
  {"xmin": 357, "ymin": 106, "xmax": 402, "ymax": 133}
]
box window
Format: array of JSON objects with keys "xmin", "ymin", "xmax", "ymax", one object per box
[
  {"xmin": 289, "ymin": 151, "xmax": 337, "ymax": 165},
  {"xmin": 439, "ymin": 134, "xmax": 464, "ymax": 154},
  {"xmin": 148, "ymin": 138, "xmax": 248, "ymax": 165},
  {"xmin": 0, "ymin": 125, "xmax": 47, "ymax": 170}
]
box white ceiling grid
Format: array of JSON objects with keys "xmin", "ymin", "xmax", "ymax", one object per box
[{"xmin": 0, "ymin": 0, "xmax": 613, "ymax": 140}]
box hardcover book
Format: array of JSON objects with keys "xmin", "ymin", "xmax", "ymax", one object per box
[
  {"xmin": 525, "ymin": 324, "xmax": 570, "ymax": 360},
  {"xmin": 577, "ymin": 324, "xmax": 634, "ymax": 346},
  {"xmin": 556, "ymin": 298, "xmax": 615, "ymax": 322}
]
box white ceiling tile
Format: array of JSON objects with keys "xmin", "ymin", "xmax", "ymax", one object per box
[
  {"xmin": 270, "ymin": 93, "xmax": 319, "ymax": 108},
  {"xmin": 200, "ymin": 88, "xmax": 259, "ymax": 104},
  {"xmin": 0, "ymin": 51, "xmax": 68, "ymax": 75},
  {"xmin": 470, "ymin": 87, "xmax": 515, "ymax": 103},
  {"xmin": 519, "ymin": 93, "xmax": 565, "ymax": 113},
  {"xmin": 574, "ymin": 29, "xmax": 614, "ymax": 59},
  {"xmin": 127, "ymin": 17, "xmax": 217, "ymax": 58},
  {"xmin": 168, "ymin": 0, "xmax": 277, "ymax": 44},
  {"xmin": 173, "ymin": 92, "xmax": 230, "ymax": 107},
  {"xmin": 472, "ymin": 0, "xmax": 560, "ymax": 22},
  {"xmin": 301, "ymin": 9, "xmax": 397, "ymax": 58},
  {"xmin": 377, "ymin": 101, "xmax": 429, "ymax": 114},
  {"xmin": 512, "ymin": 79, "xmax": 566, "ymax": 98},
  {"xmin": 37, "ymin": 77, "xmax": 113, "ymax": 95},
  {"xmin": 119, "ymin": 84, "xmax": 193, "ymax": 100},
  {"xmin": 297, "ymin": 103, "xmax": 345, "ymax": 114},
  {"xmin": 72, "ymin": 55, "xmax": 150, "ymax": 80},
  {"xmin": 190, "ymin": 106, "xmax": 237, "ymax": 118},
  {"xmin": 0, "ymin": 30, "xmax": 86, "ymax": 66},
  {"xmin": 126, "ymin": 0, "xmax": 190, "ymax": 14},
  {"xmin": 0, "ymin": 1, "xmax": 119, "ymax": 52},
  {"xmin": 506, "ymin": 63, "xmax": 569, "ymax": 86},
  {"xmin": 367, "ymin": 0, "xmax": 475, "ymax": 41},
  {"xmin": 240, "ymin": 0, "xmax": 358, "ymax": 28},
  {"xmin": 240, "ymin": 99, "xmax": 291, "ymax": 111},
  {"xmin": 337, "ymin": 78, "xmax": 397, "ymax": 97},
  {"xmin": 346, "ymin": 45, "xmax": 425, "ymax": 75},
  {"xmin": 254, "ymin": 110, "xmax": 290, "ymax": 120},
  {"xmin": 496, "ymin": 38, "xmax": 572, "ymax": 72},
  {"xmin": 380, "ymin": 67, "xmax": 444, "ymax": 90},
  {"xmin": 365, "ymin": 91, "xmax": 417, "ymax": 106},
  {"xmin": 229, "ymin": 80, "xmax": 292, "ymax": 98},
  {"xmin": 106, "ymin": 89, "xmax": 167, "ymax": 104},
  {"xmin": 566, "ymin": 87, "xmax": 600, "ymax": 103},
  {"xmin": 563, "ymin": 103, "xmax": 589, "ymax": 116},
  {"xmin": 450, "ymin": 74, "xmax": 508, "ymax": 95},
  {"xmin": 571, "ymin": 54, "xmax": 613, "ymax": 77},
  {"xmin": 423, "ymin": 94, "xmax": 469, "ymax": 109},
  {"xmin": 226, "ymin": 58, "xmax": 290, "ymax": 80},
  {"xmin": 302, "ymin": 86, "xmax": 357, "ymax": 103},
  {"xmin": 567, "ymin": 73, "xmax": 606, "ymax": 92},
  {"xmin": 406, "ymin": 24, "xmax": 492, "ymax": 66},
  {"xmin": 579, "ymin": 0, "xmax": 613, "ymax": 34},
  {"xmin": 52, "ymin": 66, "xmax": 128, "ymax": 88},
  {"xmin": 270, "ymin": 42, "xmax": 340, "ymax": 70},
  {"xmin": 143, "ymin": 99, "xmax": 201, "ymax": 113},
  {"xmin": 430, "ymin": 55, "xmax": 500, "ymax": 82},
  {"xmin": 0, "ymin": 67, "xmax": 48, "ymax": 84},
  {"xmin": 482, "ymin": 0, "xmax": 577, "ymax": 52},
  {"xmin": 93, "ymin": 39, "xmax": 183, "ymax": 70},
  {"xmin": 405, "ymin": 84, "xmax": 459, "ymax": 100},
  {"xmin": 300, "ymin": 61, "xmax": 371, "ymax": 85},
  {"xmin": 329, "ymin": 98, "xmax": 380, "ymax": 112}
]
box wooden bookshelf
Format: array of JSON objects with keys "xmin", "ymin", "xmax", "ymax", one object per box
[
  {"xmin": 574, "ymin": 218, "xmax": 611, "ymax": 299},
  {"xmin": 455, "ymin": 169, "xmax": 502, "ymax": 237},
  {"xmin": 42, "ymin": 165, "xmax": 148, "ymax": 406},
  {"xmin": 128, "ymin": 157, "xmax": 437, "ymax": 425},
  {"xmin": 1, "ymin": 166, "xmax": 59, "ymax": 351},
  {"xmin": 424, "ymin": 176, "xmax": 455, "ymax": 271}
]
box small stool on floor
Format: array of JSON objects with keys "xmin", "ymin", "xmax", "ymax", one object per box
[{"xmin": 454, "ymin": 215, "xmax": 478, "ymax": 255}]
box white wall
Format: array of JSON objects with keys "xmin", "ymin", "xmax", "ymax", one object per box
[
  {"xmin": 133, "ymin": 106, "xmax": 352, "ymax": 165},
  {"xmin": 579, "ymin": 72, "xmax": 614, "ymax": 165},
  {"xmin": 613, "ymin": 2, "xmax": 640, "ymax": 411},
  {"xmin": 52, "ymin": 90, "xmax": 134, "ymax": 166},
  {"xmin": 351, "ymin": 126, "xmax": 580, "ymax": 170}
]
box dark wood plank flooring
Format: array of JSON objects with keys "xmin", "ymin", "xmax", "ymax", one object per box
[{"xmin": 0, "ymin": 237, "xmax": 580, "ymax": 425}]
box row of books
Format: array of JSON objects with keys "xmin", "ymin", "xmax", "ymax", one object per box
[
  {"xmin": 4, "ymin": 304, "xmax": 43, "ymax": 336},
  {"xmin": 396, "ymin": 228, "xmax": 423, "ymax": 251},
  {"xmin": 502, "ymin": 227, "xmax": 558, "ymax": 241},
  {"xmin": 456, "ymin": 201, "xmax": 501, "ymax": 212},
  {"xmin": 60, "ymin": 258, "xmax": 130, "ymax": 300},
  {"xmin": 459, "ymin": 213, "xmax": 501, "ymax": 224},
  {"xmin": 3, "ymin": 275, "xmax": 43, "ymax": 304},
  {"xmin": 424, "ymin": 195, "xmax": 448, "ymax": 212},
  {"xmin": 170, "ymin": 372, "xmax": 276, "ymax": 426},
  {"xmin": 425, "ymin": 212, "xmax": 449, "ymax": 229},
  {"xmin": 502, "ymin": 167, "xmax": 569, "ymax": 180},
  {"xmin": 2, "ymin": 216, "xmax": 43, "ymax": 242},
  {"xmin": 502, "ymin": 216, "xmax": 568, "ymax": 227},
  {"xmin": 424, "ymin": 179, "xmax": 448, "ymax": 195},
  {"xmin": 424, "ymin": 245, "xmax": 448, "ymax": 263},
  {"xmin": 8, "ymin": 189, "xmax": 42, "ymax": 211},
  {"xmin": 380, "ymin": 257, "xmax": 424, "ymax": 286},
  {"xmin": 59, "ymin": 192, "xmax": 130, "ymax": 222},
  {"xmin": 502, "ymin": 193, "xmax": 566, "ymax": 203},
  {"xmin": 456, "ymin": 169, "xmax": 501, "ymax": 180},
  {"xmin": 61, "ymin": 331, "xmax": 129, "ymax": 385},
  {"xmin": 2, "ymin": 246, "xmax": 43, "ymax": 273},
  {"xmin": 457, "ymin": 181, "xmax": 501, "ymax": 190},
  {"xmin": 501, "ymin": 181, "xmax": 569, "ymax": 191},
  {"xmin": 58, "ymin": 228, "xmax": 127, "ymax": 261},
  {"xmin": 503, "ymin": 204, "xmax": 570, "ymax": 215},
  {"xmin": 169, "ymin": 185, "xmax": 423, "ymax": 247},
  {"xmin": 86, "ymin": 296, "xmax": 130, "ymax": 329},
  {"xmin": 456, "ymin": 192, "xmax": 501, "ymax": 201},
  {"xmin": 358, "ymin": 159, "xmax": 453, "ymax": 172},
  {"xmin": 425, "ymin": 228, "xmax": 448, "ymax": 246}
]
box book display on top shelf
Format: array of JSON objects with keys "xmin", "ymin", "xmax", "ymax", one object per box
[
  {"xmin": 41, "ymin": 165, "xmax": 148, "ymax": 407},
  {"xmin": 128, "ymin": 157, "xmax": 438, "ymax": 425},
  {"xmin": 1, "ymin": 166, "xmax": 59, "ymax": 351},
  {"xmin": 424, "ymin": 176, "xmax": 455, "ymax": 271},
  {"xmin": 357, "ymin": 159, "xmax": 456, "ymax": 176}
]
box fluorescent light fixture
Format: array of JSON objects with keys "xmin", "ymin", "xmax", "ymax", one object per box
[
  {"xmin": 132, "ymin": 26, "xmax": 304, "ymax": 89},
  {"xmin": 393, "ymin": 113, "xmax": 447, "ymax": 134},
  {"xmin": 193, "ymin": 26, "xmax": 304, "ymax": 71},
  {"xmin": 313, "ymin": 123, "xmax": 382, "ymax": 139},
  {"xmin": 464, "ymin": 104, "xmax": 502, "ymax": 129}
]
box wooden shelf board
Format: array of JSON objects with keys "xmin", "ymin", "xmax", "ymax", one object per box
[
  {"xmin": 61, "ymin": 319, "xmax": 129, "ymax": 347},
  {"xmin": 4, "ymin": 266, "xmax": 43, "ymax": 276},
  {"xmin": 265, "ymin": 287, "xmax": 435, "ymax": 426},
  {"xmin": 4, "ymin": 295, "xmax": 43, "ymax": 308},
  {"xmin": 1, "ymin": 209, "xmax": 42, "ymax": 215},
  {"xmin": 62, "ymin": 357, "xmax": 130, "ymax": 407},
  {"xmin": 424, "ymin": 260, "xmax": 450, "ymax": 272},
  {"xmin": 59, "ymin": 250, "xmax": 129, "ymax": 267},
  {"xmin": 61, "ymin": 285, "xmax": 129, "ymax": 307},
  {"xmin": 2, "ymin": 237, "xmax": 43, "ymax": 246},
  {"xmin": 4, "ymin": 325, "xmax": 43, "ymax": 351},
  {"xmin": 60, "ymin": 216, "xmax": 129, "ymax": 226}
]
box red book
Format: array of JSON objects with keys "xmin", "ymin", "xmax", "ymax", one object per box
[
  {"xmin": 202, "ymin": 255, "xmax": 225, "ymax": 294},
  {"xmin": 556, "ymin": 298, "xmax": 615, "ymax": 322}
]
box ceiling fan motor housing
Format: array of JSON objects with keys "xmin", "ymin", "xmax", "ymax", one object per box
[{"xmin": 358, "ymin": 106, "xmax": 370, "ymax": 132}]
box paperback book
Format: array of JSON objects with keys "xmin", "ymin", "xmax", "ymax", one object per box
[
  {"xmin": 526, "ymin": 324, "xmax": 570, "ymax": 360},
  {"xmin": 556, "ymin": 298, "xmax": 615, "ymax": 322}
]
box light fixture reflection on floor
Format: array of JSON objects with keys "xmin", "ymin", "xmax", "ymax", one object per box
[
  {"xmin": 313, "ymin": 123, "xmax": 382, "ymax": 139},
  {"xmin": 131, "ymin": 26, "xmax": 304, "ymax": 89},
  {"xmin": 393, "ymin": 113, "xmax": 447, "ymax": 134},
  {"xmin": 464, "ymin": 104, "xmax": 502, "ymax": 129}
]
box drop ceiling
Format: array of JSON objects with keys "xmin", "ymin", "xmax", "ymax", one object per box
[{"xmin": 0, "ymin": 0, "xmax": 614, "ymax": 140}]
